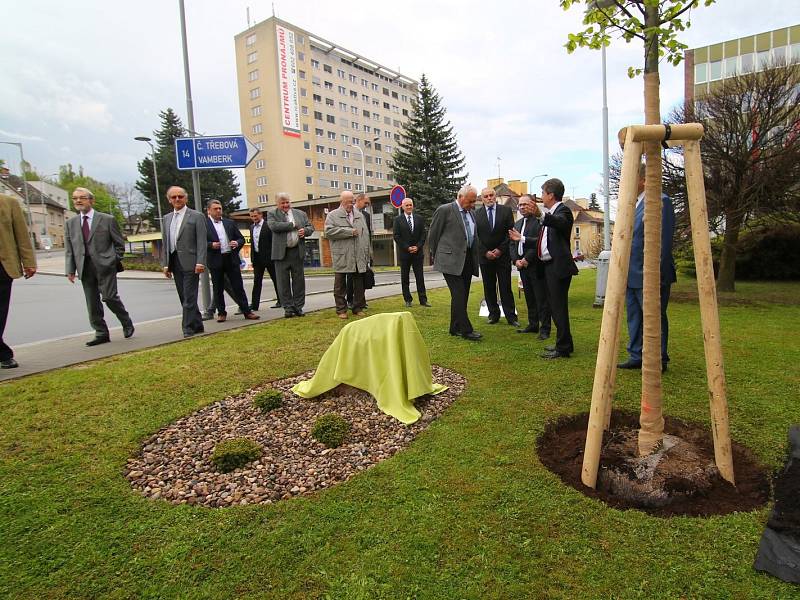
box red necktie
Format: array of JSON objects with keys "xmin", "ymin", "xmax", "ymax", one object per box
[
  {"xmin": 536, "ymin": 225, "xmax": 545, "ymax": 259},
  {"xmin": 82, "ymin": 215, "xmax": 90, "ymax": 244}
]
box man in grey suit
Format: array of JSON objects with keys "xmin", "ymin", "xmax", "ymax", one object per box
[
  {"xmin": 161, "ymin": 186, "xmax": 208, "ymax": 338},
  {"xmin": 65, "ymin": 187, "xmax": 134, "ymax": 346},
  {"xmin": 428, "ymin": 184, "xmax": 482, "ymax": 341},
  {"xmin": 267, "ymin": 192, "xmax": 314, "ymax": 318}
]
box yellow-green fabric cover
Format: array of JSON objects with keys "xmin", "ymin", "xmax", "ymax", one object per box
[{"xmin": 292, "ymin": 312, "xmax": 447, "ymax": 424}]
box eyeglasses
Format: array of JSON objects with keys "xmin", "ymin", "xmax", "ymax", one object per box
[
  {"xmin": 72, "ymin": 196, "xmax": 91, "ymax": 200},
  {"xmin": 168, "ymin": 194, "xmax": 186, "ymax": 199}
]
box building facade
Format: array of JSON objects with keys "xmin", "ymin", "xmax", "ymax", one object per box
[
  {"xmin": 685, "ymin": 24, "xmax": 800, "ymax": 103},
  {"xmin": 234, "ymin": 17, "xmax": 417, "ymax": 208}
]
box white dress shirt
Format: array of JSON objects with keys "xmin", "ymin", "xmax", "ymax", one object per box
[
  {"xmin": 169, "ymin": 206, "xmax": 188, "ymax": 254},
  {"xmin": 212, "ymin": 219, "xmax": 230, "ymax": 253},
  {"xmin": 539, "ymin": 201, "xmax": 563, "ymax": 262},
  {"xmin": 252, "ymin": 221, "xmax": 262, "ymax": 253}
]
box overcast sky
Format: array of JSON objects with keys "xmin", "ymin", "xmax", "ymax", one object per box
[{"xmin": 0, "ymin": 1, "xmax": 792, "ymax": 208}]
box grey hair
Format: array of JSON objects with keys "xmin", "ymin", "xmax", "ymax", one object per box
[
  {"xmin": 276, "ymin": 192, "xmax": 291, "ymax": 202},
  {"xmin": 74, "ymin": 187, "xmax": 94, "ymax": 200},
  {"xmin": 457, "ymin": 184, "xmax": 477, "ymax": 198}
]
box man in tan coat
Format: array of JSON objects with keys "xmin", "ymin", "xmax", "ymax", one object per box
[
  {"xmin": 324, "ymin": 191, "xmax": 371, "ymax": 319},
  {"xmin": 0, "ymin": 193, "xmax": 37, "ymax": 368}
]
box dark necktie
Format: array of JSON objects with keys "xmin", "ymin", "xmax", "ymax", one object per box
[
  {"xmin": 82, "ymin": 215, "xmax": 90, "ymax": 244},
  {"xmin": 407, "ymin": 215, "xmax": 413, "ymax": 231},
  {"xmin": 488, "ymin": 206, "xmax": 494, "ymax": 230}
]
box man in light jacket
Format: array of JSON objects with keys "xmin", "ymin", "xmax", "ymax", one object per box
[{"xmin": 324, "ymin": 191, "xmax": 371, "ymax": 319}]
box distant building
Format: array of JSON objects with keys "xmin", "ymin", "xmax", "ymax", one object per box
[
  {"xmin": 685, "ymin": 24, "xmax": 800, "ymax": 103},
  {"xmin": 233, "ymin": 17, "xmax": 417, "ymax": 208},
  {"xmin": 0, "ymin": 174, "xmax": 73, "ymax": 249}
]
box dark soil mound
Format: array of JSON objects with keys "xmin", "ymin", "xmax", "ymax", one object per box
[{"xmin": 537, "ymin": 410, "xmax": 771, "ymax": 517}]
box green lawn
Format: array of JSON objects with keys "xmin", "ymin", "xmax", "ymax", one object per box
[{"xmin": 2, "ymin": 273, "xmax": 799, "ymax": 599}]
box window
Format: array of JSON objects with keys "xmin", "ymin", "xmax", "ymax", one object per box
[
  {"xmin": 351, "ymin": 106, "xmax": 359, "ymax": 114},
  {"xmin": 257, "ymin": 194, "xmax": 268, "ymax": 204},
  {"xmin": 385, "ymin": 145, "xmax": 392, "ymax": 153},
  {"xmin": 298, "ymin": 51, "xmax": 304, "ymax": 62},
  {"xmin": 384, "ymin": 116, "xmax": 391, "ymax": 125},
  {"xmin": 402, "ymin": 109, "xmax": 409, "ymax": 117},
  {"xmin": 344, "ymin": 181, "xmax": 352, "ymax": 190},
  {"xmin": 724, "ymin": 57, "xmax": 738, "ymax": 78},
  {"xmin": 306, "ymin": 176, "xmax": 313, "ymax": 184},
  {"xmin": 371, "ymin": 83, "xmax": 379, "ymax": 91},
  {"xmin": 330, "ymin": 180, "xmax": 339, "ymax": 189},
  {"xmin": 245, "ymin": 33, "xmax": 256, "ymax": 46},
  {"xmin": 324, "ymin": 81, "xmax": 333, "ymax": 90},
  {"xmin": 366, "ymin": 155, "xmax": 373, "ymax": 164},
  {"xmin": 384, "ymin": 130, "xmax": 391, "ymax": 138},
  {"xmin": 355, "ymin": 183, "xmax": 363, "ymax": 191},
  {"xmin": 342, "ymin": 150, "xmax": 350, "ymax": 159},
  {"xmin": 393, "ymin": 119, "xmax": 400, "ymax": 127},
  {"xmin": 296, "ymin": 34, "xmax": 304, "ymax": 45},
  {"xmin": 249, "ymin": 87, "xmax": 260, "ymax": 99},
  {"xmin": 354, "ymin": 167, "xmax": 362, "ymax": 176},
  {"xmin": 793, "ymin": 43, "xmax": 800, "ymax": 62},
  {"xmin": 363, "ymin": 109, "xmax": 370, "ymax": 117},
  {"xmin": 772, "ymin": 46, "xmax": 788, "ymax": 65},
  {"xmin": 366, "ymin": 170, "xmax": 373, "ymax": 177},
  {"xmin": 343, "ymin": 166, "xmax": 351, "ymax": 174},
  {"xmin": 304, "ymin": 159, "xmax": 312, "ymax": 167},
  {"xmin": 316, "ymin": 145, "xmax": 325, "ymax": 153},
  {"xmin": 694, "ymin": 62, "xmax": 707, "ymax": 84},
  {"xmin": 756, "ymin": 50, "xmax": 770, "ymax": 70},
  {"xmin": 256, "ymin": 176, "xmax": 267, "ymax": 186},
  {"xmin": 367, "ymin": 185, "xmax": 375, "ymax": 192},
  {"xmin": 328, "ymin": 148, "xmax": 337, "ymax": 156},
  {"xmin": 338, "ymin": 85, "xmax": 346, "ymax": 94},
  {"xmin": 364, "ymin": 141, "xmax": 372, "ymax": 149},
  {"xmin": 375, "ymin": 157, "xmax": 382, "ymax": 165},
  {"xmin": 337, "ymin": 69, "xmax": 346, "ymax": 78},
  {"xmin": 325, "ymin": 97, "xmax": 334, "ymax": 106},
  {"xmin": 315, "ymin": 128, "xmax": 323, "ymax": 136},
  {"xmin": 317, "ymin": 162, "xmax": 326, "ymax": 170},
  {"xmin": 352, "ymin": 122, "xmax": 360, "ymax": 130},
  {"xmin": 323, "ymin": 64, "xmax": 332, "ymax": 73},
  {"xmin": 374, "ymin": 142, "xmax": 382, "ymax": 151},
  {"xmin": 709, "ymin": 60, "xmax": 722, "ymax": 80},
  {"xmin": 300, "ymin": 88, "xmax": 307, "ymax": 97},
  {"xmin": 314, "ymin": 111, "xmax": 323, "ymax": 120},
  {"xmin": 401, "ymin": 94, "xmax": 407, "ymax": 102},
  {"xmin": 302, "ymin": 124, "xmax": 309, "ymax": 132},
  {"xmin": 339, "ymin": 102, "xmax": 347, "ymax": 111},
  {"xmin": 341, "ymin": 134, "xmax": 349, "ymax": 144},
  {"xmin": 247, "ymin": 51, "xmax": 258, "ymax": 64},
  {"xmin": 252, "ymin": 123, "xmax": 262, "ymax": 134},
  {"xmin": 248, "ymin": 69, "xmax": 259, "ymax": 81},
  {"xmin": 372, "ymin": 98, "xmax": 380, "ymax": 107},
  {"xmin": 329, "ymin": 164, "xmax": 338, "ymax": 172},
  {"xmin": 311, "ymin": 59, "xmax": 320, "ymax": 69},
  {"xmin": 361, "ymin": 94, "xmax": 369, "ymax": 103},
  {"xmin": 251, "ymin": 105, "xmax": 262, "ymax": 117},
  {"xmin": 326, "ymin": 114, "xmax": 335, "ymax": 124},
  {"xmin": 312, "ymin": 76, "xmax": 320, "ymax": 87},
  {"xmin": 364, "ymin": 125, "xmax": 371, "ymax": 133},
  {"xmin": 299, "ymin": 70, "xmax": 306, "ymax": 80},
  {"xmin": 392, "ymin": 91, "xmax": 398, "ymax": 99},
  {"xmin": 350, "ymin": 90, "xmax": 358, "ymax": 99},
  {"xmin": 327, "ymin": 131, "xmax": 336, "ymax": 140},
  {"xmin": 340, "ymin": 118, "xmax": 349, "ymax": 127},
  {"xmin": 383, "ymin": 101, "xmax": 390, "ymax": 109},
  {"xmin": 255, "ymin": 159, "xmax": 265, "ymax": 169},
  {"xmin": 303, "ymin": 141, "xmax": 311, "ymax": 150},
  {"xmin": 349, "ymin": 74, "xmax": 357, "ymax": 82},
  {"xmin": 361, "ymin": 78, "xmax": 368, "ymax": 87},
  {"xmin": 352, "ymin": 137, "xmax": 360, "ymax": 145},
  {"xmin": 313, "ymin": 93, "xmax": 321, "ymax": 102},
  {"xmin": 301, "ymin": 106, "xmax": 309, "ymax": 115},
  {"xmin": 383, "ymin": 87, "xmax": 390, "ymax": 96},
  {"xmin": 376, "ymin": 171, "xmax": 384, "ymax": 179},
  {"xmin": 575, "ymin": 226, "xmax": 581, "ymax": 238},
  {"xmin": 740, "ymin": 53, "xmax": 754, "ymax": 74},
  {"xmin": 373, "ymin": 113, "xmax": 380, "ymax": 121}
]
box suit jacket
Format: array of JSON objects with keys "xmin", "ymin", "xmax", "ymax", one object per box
[
  {"xmin": 628, "ymin": 194, "xmax": 677, "ymax": 289},
  {"xmin": 0, "ymin": 194, "xmax": 36, "ymax": 279},
  {"xmin": 249, "ymin": 219, "xmax": 274, "ymax": 267},
  {"xmin": 360, "ymin": 207, "xmax": 373, "ymax": 239},
  {"xmin": 324, "ymin": 207, "xmax": 371, "ymax": 273},
  {"xmin": 541, "ymin": 203, "xmax": 579, "ymax": 278},
  {"xmin": 65, "ymin": 210, "xmax": 124, "ymax": 278},
  {"xmin": 267, "ymin": 207, "xmax": 314, "ymax": 261},
  {"xmin": 510, "ymin": 215, "xmax": 545, "ymax": 278},
  {"xmin": 428, "ymin": 201, "xmax": 479, "ymax": 277},
  {"xmin": 161, "ymin": 207, "xmax": 208, "ymax": 272},
  {"xmin": 474, "ymin": 203, "xmax": 514, "ymax": 265},
  {"xmin": 393, "ymin": 212, "xmax": 426, "ymax": 261},
  {"xmin": 205, "ymin": 217, "xmax": 246, "ymax": 271}
]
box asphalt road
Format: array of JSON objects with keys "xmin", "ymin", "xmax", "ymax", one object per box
[{"xmin": 6, "ymin": 269, "xmax": 445, "ymax": 346}]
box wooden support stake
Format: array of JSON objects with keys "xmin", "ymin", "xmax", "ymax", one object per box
[
  {"xmin": 684, "ymin": 140, "xmax": 735, "ymax": 485},
  {"xmin": 581, "ymin": 134, "xmax": 643, "ymax": 489},
  {"xmin": 617, "ymin": 123, "xmax": 704, "ymax": 147}
]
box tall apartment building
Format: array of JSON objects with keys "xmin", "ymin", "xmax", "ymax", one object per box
[
  {"xmin": 684, "ymin": 24, "xmax": 800, "ymax": 103},
  {"xmin": 234, "ymin": 17, "xmax": 417, "ymax": 208}
]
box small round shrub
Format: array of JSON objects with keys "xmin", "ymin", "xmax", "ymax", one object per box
[
  {"xmin": 311, "ymin": 414, "xmax": 351, "ymax": 448},
  {"xmin": 211, "ymin": 437, "xmax": 263, "ymax": 473},
  {"xmin": 253, "ymin": 388, "xmax": 283, "ymax": 412}
]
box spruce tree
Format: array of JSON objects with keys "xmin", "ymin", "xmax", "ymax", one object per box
[
  {"xmin": 390, "ymin": 74, "xmax": 467, "ymax": 223},
  {"xmin": 136, "ymin": 108, "xmax": 241, "ymax": 220}
]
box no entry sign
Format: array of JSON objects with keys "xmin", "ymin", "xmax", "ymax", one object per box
[{"xmin": 390, "ymin": 185, "xmax": 406, "ymax": 208}]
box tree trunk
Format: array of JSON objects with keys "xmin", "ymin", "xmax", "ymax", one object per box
[
  {"xmin": 716, "ymin": 210, "xmax": 742, "ymax": 293},
  {"xmin": 638, "ymin": 4, "xmax": 665, "ymax": 456}
]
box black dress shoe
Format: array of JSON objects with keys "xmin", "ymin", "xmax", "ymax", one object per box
[
  {"xmin": 508, "ymin": 320, "xmax": 521, "ymax": 328},
  {"xmin": 183, "ymin": 332, "xmax": 195, "ymax": 338},
  {"xmin": 284, "ymin": 312, "xmax": 295, "ymax": 318},
  {"xmin": 1, "ymin": 358, "xmax": 19, "ymax": 369},
  {"xmin": 537, "ymin": 331, "xmax": 550, "ymax": 340},
  {"xmin": 541, "ymin": 349, "xmax": 570, "ymax": 359},
  {"xmin": 123, "ymin": 323, "xmax": 135, "ymax": 338},
  {"xmin": 517, "ymin": 325, "xmax": 539, "ymax": 334},
  {"xmin": 461, "ymin": 331, "xmax": 482, "ymax": 341},
  {"xmin": 295, "ymin": 309, "xmax": 305, "ymax": 317},
  {"xmin": 271, "ymin": 303, "xmax": 282, "ymax": 309},
  {"xmin": 86, "ymin": 336, "xmax": 110, "ymax": 347},
  {"xmin": 662, "ymin": 362, "xmax": 668, "ymax": 373},
  {"xmin": 487, "ymin": 316, "xmax": 500, "ymax": 324},
  {"xmin": 201, "ymin": 312, "xmax": 214, "ymax": 321},
  {"xmin": 618, "ymin": 359, "xmax": 642, "ymax": 370},
  {"xmin": 405, "ymin": 300, "xmax": 413, "ymax": 307},
  {"xmin": 420, "ymin": 301, "xmax": 431, "ymax": 307}
]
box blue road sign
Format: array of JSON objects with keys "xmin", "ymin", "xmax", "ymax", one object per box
[
  {"xmin": 390, "ymin": 185, "xmax": 406, "ymax": 208},
  {"xmin": 175, "ymin": 135, "xmax": 260, "ymax": 170}
]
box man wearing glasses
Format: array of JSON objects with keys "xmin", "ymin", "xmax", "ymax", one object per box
[
  {"xmin": 65, "ymin": 187, "xmax": 134, "ymax": 346},
  {"xmin": 161, "ymin": 186, "xmax": 207, "ymax": 338}
]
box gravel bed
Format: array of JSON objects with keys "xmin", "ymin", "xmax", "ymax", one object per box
[{"xmin": 125, "ymin": 365, "xmax": 465, "ymax": 508}]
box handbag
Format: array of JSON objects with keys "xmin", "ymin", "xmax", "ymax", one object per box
[{"xmin": 363, "ymin": 267, "xmax": 375, "ymax": 290}]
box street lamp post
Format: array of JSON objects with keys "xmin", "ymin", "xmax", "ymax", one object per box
[
  {"xmin": 350, "ymin": 144, "xmax": 366, "ymax": 193},
  {"xmin": 134, "ymin": 136, "xmax": 163, "ymax": 232},
  {"xmin": 38, "ymin": 173, "xmax": 60, "ymax": 238},
  {"xmin": 528, "ymin": 173, "xmax": 548, "ymax": 196},
  {"xmin": 0, "ymin": 140, "xmax": 34, "ymax": 244}
]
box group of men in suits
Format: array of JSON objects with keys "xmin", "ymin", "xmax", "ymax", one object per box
[{"xmin": 428, "ymin": 179, "xmax": 577, "ymax": 358}]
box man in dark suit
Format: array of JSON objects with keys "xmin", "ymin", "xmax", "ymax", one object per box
[
  {"xmin": 205, "ymin": 200, "xmax": 259, "ymax": 323},
  {"xmin": 619, "ymin": 163, "xmax": 677, "ymax": 372},
  {"xmin": 393, "ymin": 197, "xmax": 429, "ymax": 308},
  {"xmin": 475, "ymin": 187, "xmax": 518, "ymax": 327},
  {"xmin": 161, "ymin": 185, "xmax": 208, "ymax": 338},
  {"xmin": 428, "ymin": 184, "xmax": 481, "ymax": 341},
  {"xmin": 248, "ymin": 207, "xmax": 281, "ymax": 311},
  {"xmin": 0, "ymin": 193, "xmax": 36, "ymax": 368},
  {"xmin": 538, "ymin": 178, "xmax": 579, "ymax": 359},
  {"xmin": 267, "ymin": 192, "xmax": 314, "ymax": 318},
  {"xmin": 65, "ymin": 187, "xmax": 134, "ymax": 346},
  {"xmin": 508, "ymin": 194, "xmax": 551, "ymax": 338}
]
